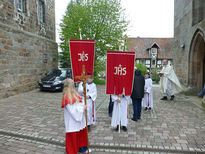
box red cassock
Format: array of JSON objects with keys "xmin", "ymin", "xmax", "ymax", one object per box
[
  {"xmin": 106, "ymin": 51, "xmax": 135, "ymax": 96},
  {"xmin": 65, "ymin": 128, "xmax": 88, "ymax": 154},
  {"xmin": 69, "ymin": 40, "xmax": 95, "ymax": 82},
  {"xmin": 62, "ymin": 95, "xmax": 88, "ymax": 154}
]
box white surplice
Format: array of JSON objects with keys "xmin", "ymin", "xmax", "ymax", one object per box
[
  {"xmin": 78, "ymin": 82, "xmax": 97, "ymax": 125},
  {"xmin": 159, "ymin": 64, "xmax": 182, "ymax": 96},
  {"xmin": 64, "ymin": 102, "xmax": 86, "ymax": 133},
  {"xmin": 111, "ymin": 95, "xmax": 129, "ymax": 128},
  {"xmin": 142, "ymin": 78, "xmax": 153, "ymax": 108}
]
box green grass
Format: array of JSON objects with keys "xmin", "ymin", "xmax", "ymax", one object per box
[{"xmin": 93, "ymin": 78, "xmax": 106, "ymax": 85}]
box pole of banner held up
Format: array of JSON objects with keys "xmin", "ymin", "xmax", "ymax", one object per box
[
  {"xmin": 75, "ymin": 65, "xmax": 93, "ymax": 154},
  {"xmin": 118, "ymin": 40, "xmax": 122, "ymax": 133},
  {"xmin": 75, "ymin": 27, "xmax": 92, "ymax": 154}
]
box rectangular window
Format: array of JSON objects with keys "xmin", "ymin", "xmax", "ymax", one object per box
[
  {"xmin": 18, "ymin": 0, "xmax": 27, "ymax": 14},
  {"xmin": 192, "ymin": 0, "xmax": 205, "ymax": 26},
  {"xmin": 157, "ymin": 60, "xmax": 161, "ymax": 64},
  {"xmin": 22, "ymin": 0, "xmax": 27, "ymax": 14},
  {"xmin": 39, "ymin": 0, "xmax": 45, "ymax": 23},
  {"xmin": 18, "ymin": 0, "xmax": 22, "ymax": 11},
  {"xmin": 145, "ymin": 60, "xmax": 150, "ymax": 64},
  {"xmin": 152, "ymin": 60, "xmax": 156, "ymax": 65}
]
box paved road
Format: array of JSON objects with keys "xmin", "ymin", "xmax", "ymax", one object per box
[{"xmin": 0, "ymin": 85, "xmax": 205, "ymax": 154}]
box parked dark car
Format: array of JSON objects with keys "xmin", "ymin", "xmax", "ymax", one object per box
[{"xmin": 39, "ymin": 68, "xmax": 73, "ymax": 91}]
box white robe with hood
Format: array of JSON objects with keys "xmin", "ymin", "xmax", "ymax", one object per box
[{"xmin": 78, "ymin": 82, "xmax": 97, "ymax": 125}]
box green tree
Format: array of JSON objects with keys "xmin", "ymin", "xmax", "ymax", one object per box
[
  {"xmin": 135, "ymin": 63, "xmax": 147, "ymax": 76},
  {"xmin": 59, "ymin": 0, "xmax": 128, "ymax": 75}
]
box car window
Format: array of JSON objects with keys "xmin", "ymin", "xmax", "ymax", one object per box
[
  {"xmin": 67, "ymin": 70, "xmax": 72, "ymax": 78},
  {"xmin": 60, "ymin": 70, "xmax": 67, "ymax": 78},
  {"xmin": 47, "ymin": 69, "xmax": 61, "ymax": 76}
]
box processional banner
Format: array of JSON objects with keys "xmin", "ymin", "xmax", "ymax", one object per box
[
  {"xmin": 69, "ymin": 40, "xmax": 95, "ymax": 82},
  {"xmin": 106, "ymin": 51, "xmax": 135, "ymax": 96}
]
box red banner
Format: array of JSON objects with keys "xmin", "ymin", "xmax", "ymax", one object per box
[
  {"xmin": 106, "ymin": 51, "xmax": 135, "ymax": 96},
  {"xmin": 69, "ymin": 40, "xmax": 95, "ymax": 82}
]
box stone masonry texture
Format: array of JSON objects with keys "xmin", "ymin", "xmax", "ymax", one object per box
[
  {"xmin": 0, "ymin": 0, "xmax": 58, "ymax": 98},
  {"xmin": 173, "ymin": 0, "xmax": 205, "ymax": 90}
]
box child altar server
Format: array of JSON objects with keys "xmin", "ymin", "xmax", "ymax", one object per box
[
  {"xmin": 61, "ymin": 79, "xmax": 88, "ymax": 154},
  {"xmin": 143, "ymin": 72, "xmax": 153, "ymax": 111}
]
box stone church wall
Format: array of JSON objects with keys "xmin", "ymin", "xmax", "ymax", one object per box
[
  {"xmin": 0, "ymin": 0, "xmax": 58, "ymax": 98},
  {"xmin": 173, "ymin": 0, "xmax": 205, "ymax": 87}
]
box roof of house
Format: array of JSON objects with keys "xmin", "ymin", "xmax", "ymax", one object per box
[{"xmin": 127, "ymin": 37, "xmax": 173, "ymax": 59}]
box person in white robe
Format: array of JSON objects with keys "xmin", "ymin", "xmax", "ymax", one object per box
[
  {"xmin": 159, "ymin": 60, "xmax": 183, "ymax": 100},
  {"xmin": 78, "ymin": 75, "xmax": 97, "ymax": 127},
  {"xmin": 111, "ymin": 94, "xmax": 130, "ymax": 132},
  {"xmin": 142, "ymin": 72, "xmax": 153, "ymax": 111},
  {"xmin": 61, "ymin": 78, "xmax": 89, "ymax": 154}
]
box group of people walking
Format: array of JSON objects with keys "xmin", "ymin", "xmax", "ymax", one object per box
[
  {"xmin": 61, "ymin": 59, "xmax": 182, "ymax": 154},
  {"xmin": 110, "ymin": 69, "xmax": 153, "ymax": 132}
]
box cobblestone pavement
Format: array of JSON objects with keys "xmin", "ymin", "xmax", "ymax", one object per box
[{"xmin": 0, "ymin": 85, "xmax": 205, "ymax": 154}]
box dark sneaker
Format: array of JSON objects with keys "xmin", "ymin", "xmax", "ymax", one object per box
[
  {"xmin": 148, "ymin": 107, "xmax": 151, "ymax": 110},
  {"xmin": 144, "ymin": 107, "xmax": 148, "ymax": 111},
  {"xmin": 87, "ymin": 125, "xmax": 91, "ymax": 132},
  {"xmin": 122, "ymin": 126, "xmax": 127, "ymax": 132},
  {"xmin": 131, "ymin": 118, "xmax": 138, "ymax": 122},
  {"xmin": 115, "ymin": 125, "xmax": 119, "ymax": 132},
  {"xmin": 160, "ymin": 96, "xmax": 168, "ymax": 100},
  {"xmin": 170, "ymin": 95, "xmax": 175, "ymax": 100}
]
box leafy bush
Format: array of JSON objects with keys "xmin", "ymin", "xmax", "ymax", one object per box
[
  {"xmin": 135, "ymin": 63, "xmax": 147, "ymax": 76},
  {"xmin": 151, "ymin": 68, "xmax": 160, "ymax": 83}
]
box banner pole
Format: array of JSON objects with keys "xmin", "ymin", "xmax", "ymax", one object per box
[
  {"xmin": 82, "ymin": 65, "xmax": 90, "ymax": 154},
  {"xmin": 118, "ymin": 40, "xmax": 122, "ymax": 133},
  {"xmin": 82, "ymin": 68, "xmax": 90, "ymax": 154},
  {"xmin": 79, "ymin": 28, "xmax": 89, "ymax": 153},
  {"xmin": 118, "ymin": 99, "xmax": 121, "ymax": 133}
]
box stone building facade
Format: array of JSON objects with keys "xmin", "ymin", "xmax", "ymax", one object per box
[
  {"xmin": 0, "ymin": 0, "xmax": 58, "ymax": 98},
  {"xmin": 127, "ymin": 37, "xmax": 173, "ymax": 71},
  {"xmin": 173, "ymin": 0, "xmax": 205, "ymax": 93}
]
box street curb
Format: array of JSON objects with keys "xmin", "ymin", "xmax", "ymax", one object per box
[{"xmin": 1, "ymin": 129, "xmax": 204, "ymax": 153}]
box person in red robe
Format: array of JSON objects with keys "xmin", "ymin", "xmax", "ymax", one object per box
[{"xmin": 61, "ymin": 78, "xmax": 88, "ymax": 154}]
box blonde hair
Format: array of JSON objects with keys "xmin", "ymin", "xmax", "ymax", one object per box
[{"xmin": 63, "ymin": 78, "xmax": 80, "ymax": 103}]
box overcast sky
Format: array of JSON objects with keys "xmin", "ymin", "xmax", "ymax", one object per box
[{"xmin": 55, "ymin": 0, "xmax": 174, "ymax": 43}]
